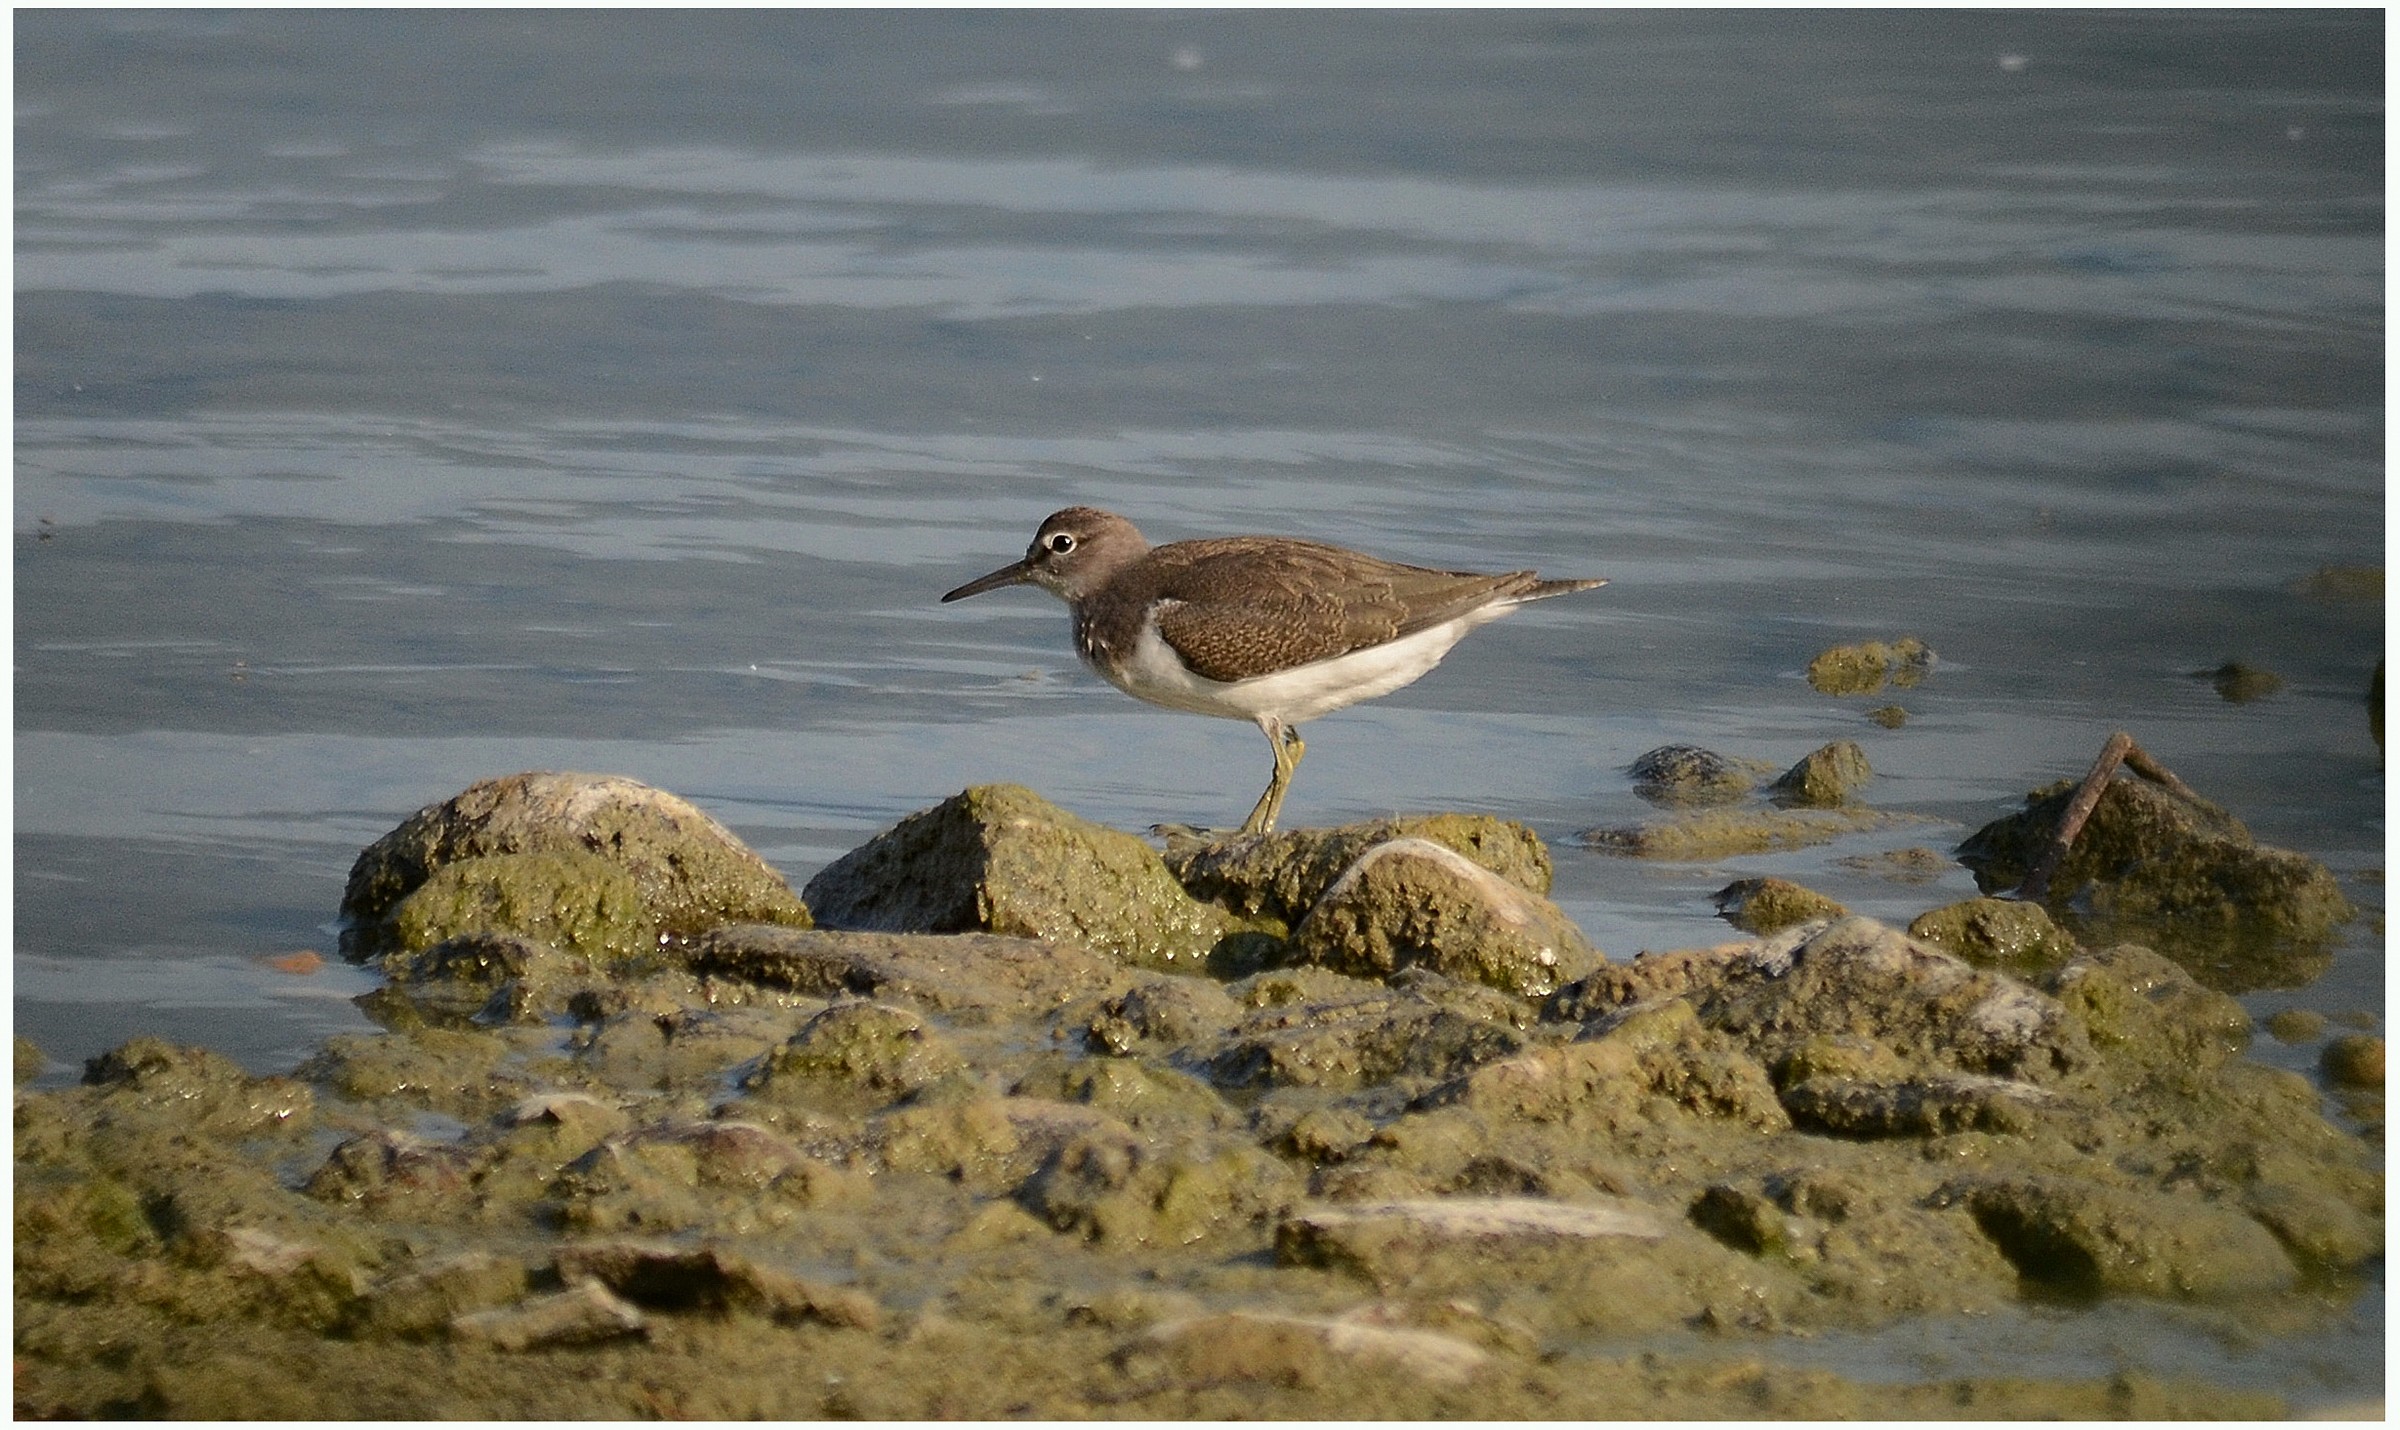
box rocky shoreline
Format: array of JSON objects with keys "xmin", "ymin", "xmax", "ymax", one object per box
[{"xmin": 15, "ymin": 756, "xmax": 2381, "ymax": 1418}]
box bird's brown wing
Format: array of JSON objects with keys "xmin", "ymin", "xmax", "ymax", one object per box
[{"xmin": 1143, "ymin": 538, "xmax": 1532, "ymax": 683}]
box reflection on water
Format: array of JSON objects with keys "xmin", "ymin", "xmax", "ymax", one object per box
[{"xmin": 13, "ymin": 10, "xmax": 2382, "ymax": 1402}]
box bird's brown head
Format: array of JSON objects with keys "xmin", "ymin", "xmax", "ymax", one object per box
[{"xmin": 941, "ymin": 506, "xmax": 1152, "ymax": 604}]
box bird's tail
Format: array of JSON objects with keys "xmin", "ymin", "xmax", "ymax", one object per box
[{"xmin": 1515, "ymin": 575, "xmax": 1606, "ymax": 602}]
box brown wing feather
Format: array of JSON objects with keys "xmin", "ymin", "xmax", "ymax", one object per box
[{"xmin": 1141, "ymin": 538, "xmax": 1532, "ymax": 683}]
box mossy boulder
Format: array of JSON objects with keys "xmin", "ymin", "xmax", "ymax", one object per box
[
  {"xmin": 384, "ymin": 850, "xmax": 652, "ymax": 965},
  {"xmin": 1163, "ymin": 814, "xmax": 1554, "ymax": 928},
  {"xmin": 802, "ymin": 785, "xmax": 1236, "ymax": 971},
  {"xmin": 1957, "ymin": 775, "xmax": 2351, "ymax": 990},
  {"xmin": 1291, "ymin": 838, "xmax": 1600, "ymax": 998},
  {"xmin": 341, "ymin": 772, "xmax": 809, "ymax": 959},
  {"xmin": 1907, "ymin": 897, "xmax": 2078, "ymax": 978}
]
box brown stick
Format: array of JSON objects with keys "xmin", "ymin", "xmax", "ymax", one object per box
[
  {"xmin": 2013, "ymin": 731, "xmax": 2130, "ymax": 902},
  {"xmin": 2012, "ymin": 730, "xmax": 2200, "ymax": 902},
  {"xmin": 2121, "ymin": 743, "xmax": 2205, "ymax": 805}
]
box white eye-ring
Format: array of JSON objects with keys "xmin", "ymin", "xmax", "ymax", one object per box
[{"xmin": 1045, "ymin": 533, "xmax": 1077, "ymax": 554}]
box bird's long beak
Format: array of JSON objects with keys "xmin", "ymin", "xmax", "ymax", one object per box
[{"xmin": 941, "ymin": 559, "xmax": 1035, "ymax": 603}]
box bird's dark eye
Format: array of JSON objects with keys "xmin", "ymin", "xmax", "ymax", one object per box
[{"xmin": 1046, "ymin": 533, "xmax": 1076, "ymax": 554}]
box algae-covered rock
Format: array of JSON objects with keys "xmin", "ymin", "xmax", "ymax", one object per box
[
  {"xmin": 1953, "ymin": 1174, "xmax": 2297, "ymax": 1300},
  {"xmin": 304, "ymin": 1129, "xmax": 489, "ymax": 1216},
  {"xmin": 1010, "ymin": 1055, "xmax": 1238, "ymax": 1137},
  {"xmin": 1548, "ymin": 918, "xmax": 2087, "ymax": 1087},
  {"xmin": 1163, "ymin": 814, "xmax": 1555, "ymax": 927},
  {"xmin": 355, "ymin": 1251, "xmax": 533, "ymax": 1340},
  {"xmin": 341, "ymin": 771, "xmax": 809, "ymax": 959},
  {"xmin": 551, "ymin": 1119, "xmax": 863, "ymax": 1234},
  {"xmin": 83, "ymin": 1036, "xmax": 315, "ymax": 1137},
  {"xmin": 1430, "ymin": 999, "xmax": 1787, "ymax": 1132},
  {"xmin": 1957, "ymin": 774, "xmax": 2350, "ymax": 990},
  {"xmin": 1714, "ymin": 876, "xmax": 1845, "ymax": 934},
  {"xmin": 379, "ymin": 930, "xmax": 604, "ymax": 1024},
  {"xmin": 1290, "ymin": 838, "xmax": 1599, "ymax": 997},
  {"xmin": 2321, "ymin": 1034, "xmax": 2383, "ymax": 1089},
  {"xmin": 1767, "ymin": 740, "xmax": 1873, "ymax": 808},
  {"xmin": 1024, "ymin": 1130, "xmax": 1300, "ymax": 1248},
  {"xmin": 297, "ymin": 1027, "xmax": 517, "ymax": 1119},
  {"xmin": 1204, "ymin": 974, "xmax": 1527, "ymax": 1093},
  {"xmin": 1579, "ymin": 806, "xmax": 1887, "ymax": 860},
  {"xmin": 804, "ymin": 784, "xmax": 1234, "ymax": 970},
  {"xmin": 386, "ymin": 850, "xmax": 652, "ymax": 965},
  {"xmin": 1907, "ymin": 897, "xmax": 2078, "ymax": 977},
  {"xmin": 1807, "ymin": 637, "xmax": 1933, "ymax": 696},
  {"xmin": 2043, "ymin": 944, "xmax": 2250, "ymax": 1078},
  {"xmin": 683, "ymin": 923, "xmax": 1135, "ymax": 1021},
  {"xmin": 1085, "ymin": 975, "xmax": 1244, "ymax": 1055},
  {"xmin": 743, "ymin": 1001, "xmax": 970, "ymax": 1110},
  {"xmin": 1780, "ymin": 1073, "xmax": 2058, "ymax": 1138},
  {"xmin": 1626, "ymin": 745, "xmax": 1774, "ymax": 808},
  {"xmin": 551, "ymin": 1241, "xmax": 879, "ymax": 1328},
  {"xmin": 1838, "ymin": 846, "xmax": 1953, "ymax": 883},
  {"xmin": 2199, "ymin": 662, "xmax": 2284, "ymax": 703},
  {"xmin": 1279, "ymin": 1196, "xmax": 1670, "ymax": 1278}
]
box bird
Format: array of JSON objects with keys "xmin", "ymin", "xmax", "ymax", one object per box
[{"xmin": 941, "ymin": 506, "xmax": 1604, "ymax": 835}]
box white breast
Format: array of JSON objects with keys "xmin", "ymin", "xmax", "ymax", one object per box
[{"xmin": 1093, "ymin": 603, "xmax": 1517, "ymax": 726}]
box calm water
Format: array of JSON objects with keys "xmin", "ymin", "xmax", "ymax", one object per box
[{"xmin": 13, "ymin": 10, "xmax": 2385, "ymax": 1403}]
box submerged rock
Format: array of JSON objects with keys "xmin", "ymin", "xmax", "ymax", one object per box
[
  {"xmin": 340, "ymin": 771, "xmax": 809, "ymax": 959},
  {"xmin": 2198, "ymin": 661, "xmax": 2285, "ymax": 703},
  {"xmin": 1626, "ymin": 745, "xmax": 1772, "ymax": 808},
  {"xmin": 803, "ymin": 784, "xmax": 1236, "ymax": 970},
  {"xmin": 1806, "ymin": 636, "xmax": 1934, "ymax": 696},
  {"xmin": 1767, "ymin": 740, "xmax": 1873, "ymax": 808},
  {"xmin": 1713, "ymin": 876, "xmax": 1845, "ymax": 934},
  {"xmin": 1579, "ymin": 806, "xmax": 1888, "ymax": 860},
  {"xmin": 1957, "ymin": 774, "xmax": 2351, "ymax": 990}
]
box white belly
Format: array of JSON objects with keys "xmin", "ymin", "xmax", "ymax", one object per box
[{"xmin": 1095, "ymin": 608, "xmax": 1512, "ymax": 726}]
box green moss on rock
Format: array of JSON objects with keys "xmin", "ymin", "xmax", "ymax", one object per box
[
  {"xmin": 342, "ymin": 771, "xmax": 809, "ymax": 959},
  {"xmin": 1807, "ymin": 637, "xmax": 1934, "ymax": 696},
  {"xmin": 1907, "ymin": 897, "xmax": 2078, "ymax": 977},
  {"xmin": 1291, "ymin": 838, "xmax": 1600, "ymax": 997},
  {"xmin": 1957, "ymin": 775, "xmax": 2351, "ymax": 991},
  {"xmin": 1768, "ymin": 740, "xmax": 1873, "ymax": 808},
  {"xmin": 1714, "ymin": 876, "xmax": 1846, "ymax": 935},
  {"xmin": 1163, "ymin": 814, "xmax": 1555, "ymax": 927},
  {"xmin": 803, "ymin": 785, "xmax": 1236, "ymax": 971}
]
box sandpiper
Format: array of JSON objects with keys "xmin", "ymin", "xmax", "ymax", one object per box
[{"xmin": 942, "ymin": 507, "xmax": 1604, "ymax": 834}]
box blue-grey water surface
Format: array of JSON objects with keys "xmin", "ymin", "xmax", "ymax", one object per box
[{"xmin": 13, "ymin": 9, "xmax": 2384, "ymax": 1406}]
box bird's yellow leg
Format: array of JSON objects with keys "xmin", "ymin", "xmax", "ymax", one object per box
[{"xmin": 1240, "ymin": 721, "xmax": 1306, "ymax": 834}]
